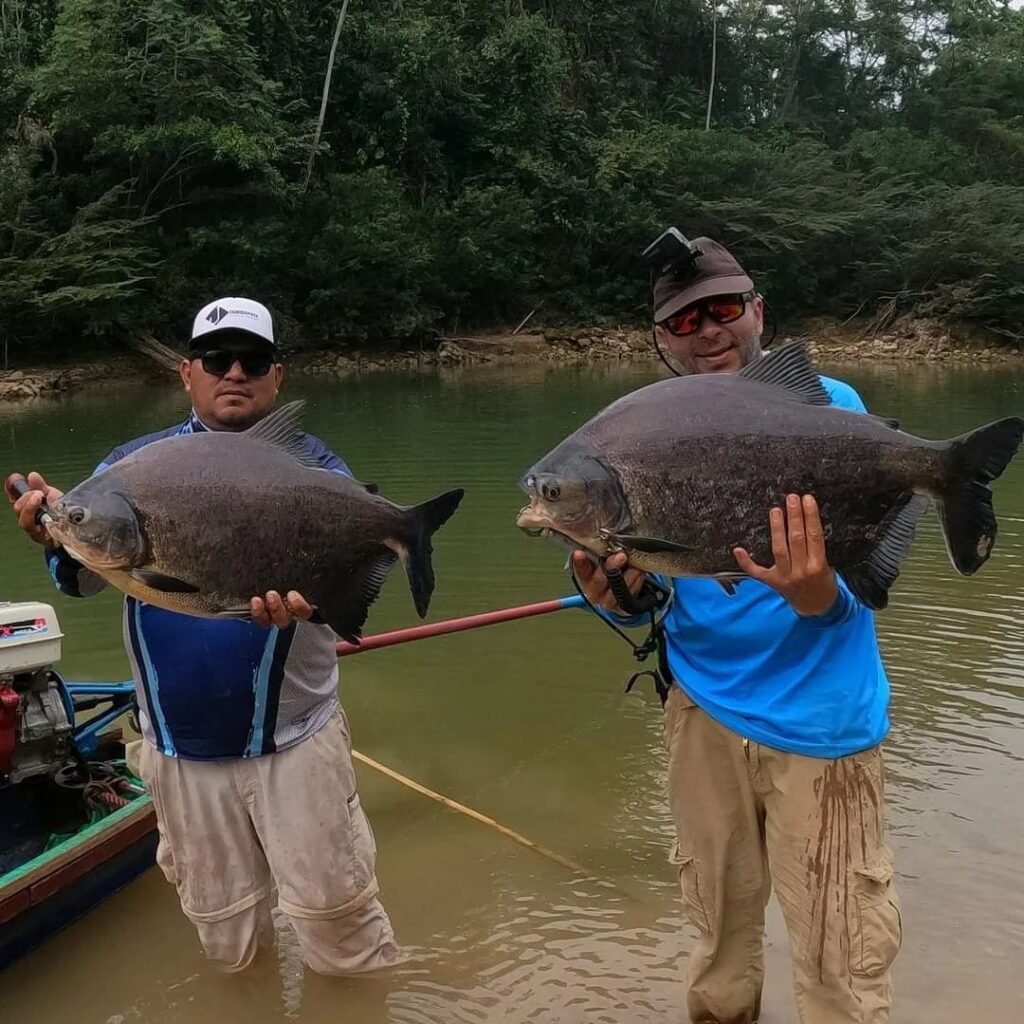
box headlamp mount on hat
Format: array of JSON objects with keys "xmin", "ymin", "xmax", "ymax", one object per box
[{"xmin": 641, "ymin": 227, "xmax": 705, "ymax": 286}]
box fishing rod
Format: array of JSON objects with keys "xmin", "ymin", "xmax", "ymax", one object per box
[
  {"xmin": 336, "ymin": 594, "xmax": 586, "ymax": 656},
  {"xmin": 6, "ymin": 476, "xmax": 623, "ymax": 883}
]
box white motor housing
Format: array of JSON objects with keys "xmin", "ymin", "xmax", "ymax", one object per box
[
  {"xmin": 0, "ymin": 601, "xmax": 64, "ymax": 675},
  {"xmin": 0, "ymin": 601, "xmax": 71, "ymax": 785}
]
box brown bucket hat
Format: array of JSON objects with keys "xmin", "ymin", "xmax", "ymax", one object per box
[{"xmin": 652, "ymin": 236, "xmax": 755, "ymax": 323}]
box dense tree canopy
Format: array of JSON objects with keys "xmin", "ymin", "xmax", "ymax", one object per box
[{"xmin": 1, "ymin": 0, "xmax": 1022, "ymax": 354}]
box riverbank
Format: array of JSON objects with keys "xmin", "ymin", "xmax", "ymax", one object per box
[
  {"xmin": 0, "ymin": 355, "xmax": 168, "ymax": 402},
  {"xmin": 269, "ymin": 315, "xmax": 1024, "ymax": 375},
  {"xmin": 2, "ymin": 316, "xmax": 1022, "ymax": 402}
]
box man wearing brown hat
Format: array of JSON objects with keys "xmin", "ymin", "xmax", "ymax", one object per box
[{"xmin": 574, "ymin": 233, "xmax": 903, "ymax": 1023}]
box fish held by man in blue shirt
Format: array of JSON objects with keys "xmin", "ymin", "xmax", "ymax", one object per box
[
  {"xmin": 43, "ymin": 399, "xmax": 465, "ymax": 643},
  {"xmin": 517, "ymin": 342, "xmax": 1023, "ymax": 609}
]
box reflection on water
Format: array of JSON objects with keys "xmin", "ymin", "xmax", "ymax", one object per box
[{"xmin": 0, "ymin": 357, "xmax": 1022, "ymax": 1022}]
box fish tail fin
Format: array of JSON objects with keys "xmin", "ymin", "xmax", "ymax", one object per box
[
  {"xmin": 934, "ymin": 417, "xmax": 1023, "ymax": 575},
  {"xmin": 395, "ymin": 488, "xmax": 465, "ymax": 617}
]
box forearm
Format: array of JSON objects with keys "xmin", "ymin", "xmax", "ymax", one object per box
[
  {"xmin": 799, "ymin": 574, "xmax": 859, "ymax": 627},
  {"xmin": 45, "ymin": 545, "xmax": 107, "ymax": 598}
]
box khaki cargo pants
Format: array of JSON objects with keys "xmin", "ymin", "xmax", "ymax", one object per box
[
  {"xmin": 134, "ymin": 708, "xmax": 402, "ymax": 975},
  {"xmin": 664, "ymin": 685, "xmax": 903, "ymax": 1024}
]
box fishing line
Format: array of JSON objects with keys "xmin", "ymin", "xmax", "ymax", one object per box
[{"xmin": 351, "ymin": 748, "xmax": 600, "ymax": 880}]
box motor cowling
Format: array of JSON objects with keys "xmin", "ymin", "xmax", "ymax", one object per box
[{"xmin": 0, "ymin": 602, "xmax": 73, "ymax": 786}]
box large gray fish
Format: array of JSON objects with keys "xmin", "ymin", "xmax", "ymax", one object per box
[
  {"xmin": 44, "ymin": 400, "xmax": 464, "ymax": 642},
  {"xmin": 516, "ymin": 343, "xmax": 1023, "ymax": 609}
]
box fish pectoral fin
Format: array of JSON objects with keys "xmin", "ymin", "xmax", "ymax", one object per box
[
  {"xmin": 737, "ymin": 342, "xmax": 830, "ymax": 405},
  {"xmin": 612, "ymin": 533, "xmax": 696, "ymax": 554},
  {"xmin": 837, "ymin": 494, "xmax": 930, "ymax": 610},
  {"xmin": 715, "ymin": 576, "xmax": 741, "ymax": 595},
  {"xmin": 130, "ymin": 567, "xmax": 201, "ymax": 593},
  {"xmin": 319, "ymin": 551, "xmax": 399, "ymax": 644}
]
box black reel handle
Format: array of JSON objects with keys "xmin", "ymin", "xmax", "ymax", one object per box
[
  {"xmin": 604, "ymin": 563, "xmax": 670, "ymax": 617},
  {"xmin": 6, "ymin": 474, "xmax": 53, "ymax": 526},
  {"xmin": 7, "ymin": 476, "xmax": 30, "ymax": 499}
]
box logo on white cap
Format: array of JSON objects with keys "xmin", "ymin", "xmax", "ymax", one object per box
[{"xmin": 191, "ymin": 297, "xmax": 275, "ymax": 346}]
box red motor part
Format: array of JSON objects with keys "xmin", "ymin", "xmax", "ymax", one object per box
[{"xmin": 0, "ymin": 683, "xmax": 20, "ymax": 776}]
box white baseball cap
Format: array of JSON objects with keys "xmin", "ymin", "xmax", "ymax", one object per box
[{"xmin": 190, "ymin": 297, "xmax": 275, "ymax": 349}]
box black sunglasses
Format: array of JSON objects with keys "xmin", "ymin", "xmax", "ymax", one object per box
[{"xmin": 195, "ymin": 348, "xmax": 274, "ymax": 378}]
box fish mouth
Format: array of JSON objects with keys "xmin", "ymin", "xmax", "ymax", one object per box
[
  {"xmin": 516, "ymin": 504, "xmax": 552, "ymax": 535},
  {"xmin": 516, "ymin": 505, "xmax": 583, "ymax": 550},
  {"xmin": 49, "ymin": 531, "xmax": 131, "ymax": 572}
]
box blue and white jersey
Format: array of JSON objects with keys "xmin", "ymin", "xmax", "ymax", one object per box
[{"xmin": 46, "ymin": 410, "xmax": 353, "ymax": 761}]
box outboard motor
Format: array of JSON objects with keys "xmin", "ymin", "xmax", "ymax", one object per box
[{"xmin": 0, "ymin": 602, "xmax": 74, "ymax": 786}]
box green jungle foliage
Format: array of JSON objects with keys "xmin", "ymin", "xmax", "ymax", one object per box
[{"xmin": 1, "ymin": 0, "xmax": 1022, "ymax": 353}]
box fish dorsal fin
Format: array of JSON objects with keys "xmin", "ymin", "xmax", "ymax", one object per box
[
  {"xmin": 737, "ymin": 343, "xmax": 830, "ymax": 405},
  {"xmin": 244, "ymin": 400, "xmax": 322, "ymax": 468}
]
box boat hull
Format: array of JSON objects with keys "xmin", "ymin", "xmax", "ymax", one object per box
[{"xmin": 0, "ymin": 789, "xmax": 157, "ymax": 966}]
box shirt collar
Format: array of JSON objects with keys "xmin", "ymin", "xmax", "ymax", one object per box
[{"xmin": 181, "ymin": 409, "xmax": 212, "ymax": 434}]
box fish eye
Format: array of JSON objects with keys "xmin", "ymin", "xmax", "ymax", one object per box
[
  {"xmin": 68, "ymin": 506, "xmax": 90, "ymax": 526},
  {"xmin": 542, "ymin": 482, "xmax": 561, "ymax": 501}
]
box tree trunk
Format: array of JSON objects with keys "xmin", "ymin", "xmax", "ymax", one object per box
[
  {"xmin": 303, "ymin": 0, "xmax": 352, "ymax": 192},
  {"xmin": 705, "ymin": 2, "xmax": 718, "ymax": 131}
]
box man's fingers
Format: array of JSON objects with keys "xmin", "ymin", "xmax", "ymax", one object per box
[
  {"xmin": 802, "ymin": 495, "xmax": 826, "ymax": 568},
  {"xmin": 571, "ymin": 550, "xmax": 613, "ymax": 606},
  {"xmin": 605, "ymin": 552, "xmax": 628, "ymax": 572},
  {"xmin": 597, "ymin": 552, "xmax": 641, "ymax": 611},
  {"xmin": 13, "ymin": 489, "xmax": 35, "ymax": 516},
  {"xmin": 571, "ymin": 550, "xmax": 645, "ymax": 613},
  {"xmin": 4, "ymin": 473, "xmax": 26, "ymax": 504},
  {"xmin": 622, "ymin": 567, "xmax": 646, "ymax": 596},
  {"xmin": 252, "ymin": 591, "xmax": 311, "ymax": 628},
  {"xmin": 19, "ymin": 493, "xmax": 41, "ymax": 527},
  {"xmin": 571, "ymin": 550, "xmax": 596, "ymax": 581},
  {"xmin": 263, "ymin": 590, "xmax": 291, "ymax": 628},
  {"xmin": 769, "ymin": 506, "xmax": 790, "ymax": 575},
  {"xmin": 26, "ymin": 472, "xmax": 49, "ymax": 492},
  {"xmin": 733, "ymin": 546, "xmax": 770, "ymax": 580},
  {"xmin": 15, "ymin": 492, "xmax": 49, "ymax": 541},
  {"xmin": 250, "ymin": 596, "xmax": 271, "ymax": 628},
  {"xmin": 785, "ymin": 494, "xmax": 807, "ymax": 568},
  {"xmin": 285, "ymin": 591, "xmax": 314, "ymax": 621}
]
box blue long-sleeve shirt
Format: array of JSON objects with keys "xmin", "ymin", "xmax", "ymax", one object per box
[
  {"xmin": 45, "ymin": 409, "xmax": 354, "ymax": 761},
  {"xmin": 604, "ymin": 375, "xmax": 891, "ymax": 759}
]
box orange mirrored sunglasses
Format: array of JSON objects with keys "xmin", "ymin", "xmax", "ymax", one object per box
[{"xmin": 661, "ymin": 293, "xmax": 750, "ymax": 337}]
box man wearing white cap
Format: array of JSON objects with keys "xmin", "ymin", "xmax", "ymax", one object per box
[{"xmin": 7, "ymin": 297, "xmax": 402, "ymax": 976}]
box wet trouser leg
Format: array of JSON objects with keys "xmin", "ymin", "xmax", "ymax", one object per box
[{"xmin": 664, "ymin": 685, "xmax": 903, "ymax": 1024}]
